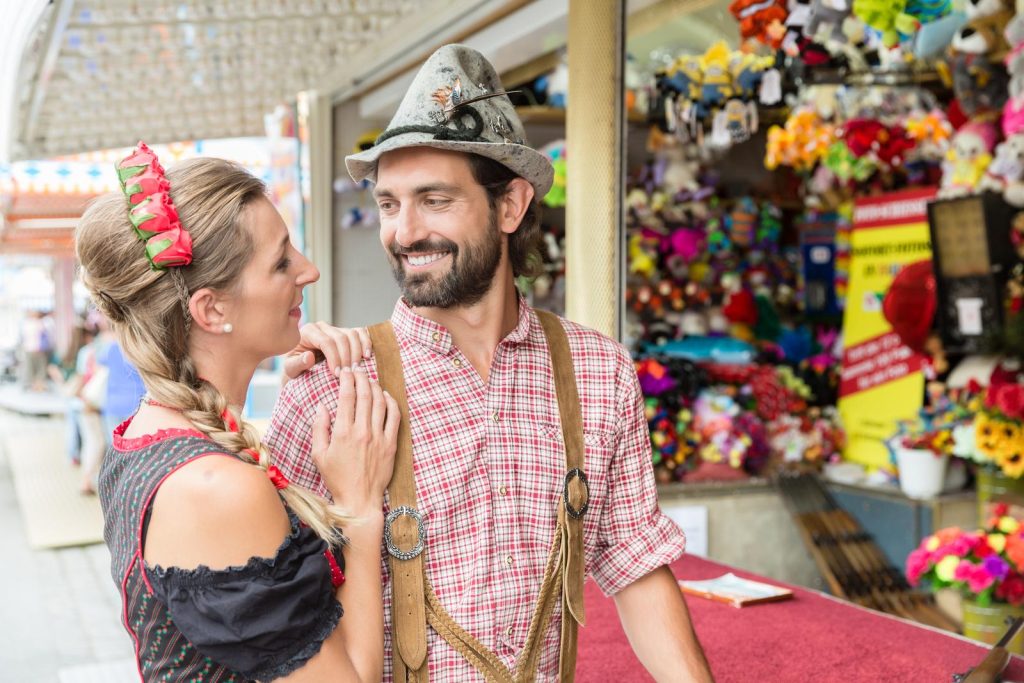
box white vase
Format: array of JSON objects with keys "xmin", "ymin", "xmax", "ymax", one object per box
[{"xmin": 895, "ymin": 447, "xmax": 949, "ymax": 500}]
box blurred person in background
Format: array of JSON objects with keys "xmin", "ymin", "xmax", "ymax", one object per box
[
  {"xmin": 18, "ymin": 309, "xmax": 55, "ymax": 392},
  {"xmin": 96, "ymin": 333, "xmax": 146, "ymax": 445},
  {"xmin": 75, "ymin": 142, "xmax": 396, "ymax": 682},
  {"xmin": 76, "ymin": 320, "xmax": 109, "ymax": 493},
  {"xmin": 47, "ymin": 320, "xmax": 97, "ymax": 466}
]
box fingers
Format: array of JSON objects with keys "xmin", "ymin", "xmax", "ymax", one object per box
[
  {"xmin": 282, "ymin": 351, "xmax": 314, "ymax": 381},
  {"xmin": 371, "ymin": 379, "xmax": 387, "ymax": 433},
  {"xmin": 352, "ymin": 368, "xmax": 373, "ymax": 433},
  {"xmin": 346, "ymin": 332, "xmax": 363, "ymax": 372},
  {"xmin": 335, "ymin": 367, "xmax": 355, "ymax": 431},
  {"xmin": 298, "ymin": 322, "xmax": 374, "ymax": 376},
  {"xmin": 357, "ymin": 327, "xmax": 373, "ymax": 359},
  {"xmin": 311, "ymin": 403, "xmax": 330, "ymax": 456},
  {"xmin": 303, "ymin": 323, "xmax": 345, "ymax": 374},
  {"xmin": 383, "ymin": 392, "xmax": 401, "ymax": 446}
]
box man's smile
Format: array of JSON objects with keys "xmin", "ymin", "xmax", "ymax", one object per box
[{"xmin": 404, "ymin": 251, "xmax": 451, "ymax": 269}]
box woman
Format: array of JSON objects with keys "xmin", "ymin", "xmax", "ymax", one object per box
[{"xmin": 76, "ymin": 142, "xmax": 397, "ymax": 682}]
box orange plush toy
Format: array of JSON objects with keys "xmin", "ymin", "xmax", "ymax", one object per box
[{"xmin": 730, "ymin": 0, "xmax": 789, "ymax": 49}]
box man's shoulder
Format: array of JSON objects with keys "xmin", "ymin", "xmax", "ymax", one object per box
[
  {"xmin": 279, "ymin": 360, "xmax": 339, "ymax": 407},
  {"xmin": 536, "ymin": 311, "xmax": 632, "ymax": 368}
]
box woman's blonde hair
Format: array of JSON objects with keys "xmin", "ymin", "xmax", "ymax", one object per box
[{"xmin": 76, "ymin": 157, "xmax": 349, "ymax": 546}]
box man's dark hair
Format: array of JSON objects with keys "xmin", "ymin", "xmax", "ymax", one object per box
[{"xmin": 467, "ymin": 154, "xmax": 544, "ymax": 279}]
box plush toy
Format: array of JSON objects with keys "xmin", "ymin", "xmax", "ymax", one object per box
[
  {"xmin": 904, "ymin": 109, "xmax": 954, "ymax": 159},
  {"xmin": 729, "ymin": 0, "xmax": 789, "ymax": 49},
  {"xmin": 804, "ymin": 0, "xmax": 852, "ymax": 43},
  {"xmin": 979, "ymin": 133, "xmax": 1024, "ymax": 203},
  {"xmin": 939, "ymin": 120, "xmax": 999, "ymax": 197},
  {"xmin": 840, "ymin": 118, "xmax": 917, "ymax": 169},
  {"xmin": 853, "ymin": 0, "xmax": 929, "ymax": 47},
  {"xmin": 950, "ymin": 0, "xmax": 1014, "ymax": 61}
]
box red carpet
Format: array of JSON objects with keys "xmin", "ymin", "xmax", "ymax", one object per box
[{"xmin": 576, "ymin": 555, "xmax": 1024, "ymax": 682}]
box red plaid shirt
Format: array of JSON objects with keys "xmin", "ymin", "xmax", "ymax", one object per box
[{"xmin": 265, "ymin": 297, "xmax": 686, "ymax": 681}]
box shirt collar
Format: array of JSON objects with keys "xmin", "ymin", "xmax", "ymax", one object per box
[{"xmin": 389, "ymin": 292, "xmax": 534, "ymax": 354}]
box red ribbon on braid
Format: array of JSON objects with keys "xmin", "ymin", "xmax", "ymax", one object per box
[
  {"xmin": 266, "ymin": 465, "xmax": 290, "ymax": 490},
  {"xmin": 323, "ymin": 549, "xmax": 346, "ymax": 588},
  {"xmin": 221, "ymin": 408, "xmax": 239, "ymax": 433}
]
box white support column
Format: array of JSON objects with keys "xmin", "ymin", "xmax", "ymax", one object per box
[
  {"xmin": 565, "ymin": 0, "xmax": 625, "ymax": 340},
  {"xmin": 301, "ymin": 90, "xmax": 335, "ymax": 325}
]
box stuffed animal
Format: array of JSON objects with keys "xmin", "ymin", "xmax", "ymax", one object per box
[
  {"xmin": 853, "ymin": 0, "xmax": 932, "ymax": 47},
  {"xmin": 805, "ymin": 0, "xmax": 852, "ymax": 43},
  {"xmin": 1004, "ymin": 15, "xmax": 1024, "ymax": 137},
  {"xmin": 979, "ymin": 133, "xmax": 1024, "ymax": 203},
  {"xmin": 950, "ymin": 0, "xmax": 1014, "ymax": 61},
  {"xmin": 940, "ymin": 120, "xmax": 999, "ymax": 196},
  {"xmin": 729, "ymin": 0, "xmax": 789, "ymax": 49}
]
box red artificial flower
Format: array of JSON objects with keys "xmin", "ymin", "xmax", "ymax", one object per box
[
  {"xmin": 997, "ymin": 384, "xmax": 1024, "ymax": 421},
  {"xmin": 996, "ymin": 571, "xmax": 1024, "ymax": 605},
  {"xmin": 968, "ymin": 379, "xmax": 983, "ymax": 395},
  {"xmin": 146, "ymin": 226, "xmax": 193, "ymax": 269},
  {"xmin": 117, "ymin": 141, "xmax": 164, "ymax": 175},
  {"xmin": 123, "ymin": 161, "xmax": 171, "ymax": 205},
  {"xmin": 129, "ymin": 192, "xmax": 181, "ymax": 241}
]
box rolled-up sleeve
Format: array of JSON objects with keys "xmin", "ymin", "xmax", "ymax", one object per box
[
  {"xmin": 590, "ymin": 361, "xmax": 686, "ymax": 596},
  {"xmin": 264, "ymin": 363, "xmax": 339, "ymax": 499}
]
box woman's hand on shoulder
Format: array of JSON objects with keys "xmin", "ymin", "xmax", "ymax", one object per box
[
  {"xmin": 143, "ymin": 455, "xmax": 291, "ymax": 570},
  {"xmin": 282, "ymin": 322, "xmax": 372, "ymax": 381},
  {"xmin": 311, "ymin": 367, "xmax": 398, "ymax": 516}
]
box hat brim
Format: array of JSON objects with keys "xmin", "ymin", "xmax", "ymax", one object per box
[{"xmin": 345, "ymin": 132, "xmax": 554, "ymax": 199}]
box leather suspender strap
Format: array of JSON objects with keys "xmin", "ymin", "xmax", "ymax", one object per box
[
  {"xmin": 367, "ymin": 322, "xmax": 429, "ymax": 681},
  {"xmin": 535, "ymin": 309, "xmax": 588, "ymax": 682},
  {"xmin": 368, "ymin": 312, "xmax": 588, "ymax": 682}
]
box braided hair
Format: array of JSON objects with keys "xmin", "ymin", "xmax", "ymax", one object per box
[{"xmin": 76, "ymin": 157, "xmax": 349, "ymax": 547}]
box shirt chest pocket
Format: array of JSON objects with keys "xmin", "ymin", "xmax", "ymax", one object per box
[{"xmin": 537, "ymin": 422, "xmax": 616, "ymax": 546}]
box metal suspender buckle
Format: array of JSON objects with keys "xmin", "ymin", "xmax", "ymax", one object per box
[
  {"xmin": 384, "ymin": 505, "xmax": 426, "ymax": 560},
  {"xmin": 563, "ymin": 468, "xmax": 590, "ymax": 520}
]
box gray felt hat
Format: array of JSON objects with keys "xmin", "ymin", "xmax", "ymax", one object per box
[{"xmin": 345, "ymin": 44, "xmax": 554, "ymax": 198}]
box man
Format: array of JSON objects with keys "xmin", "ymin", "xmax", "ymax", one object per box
[{"xmin": 266, "ymin": 44, "xmax": 713, "ymax": 682}]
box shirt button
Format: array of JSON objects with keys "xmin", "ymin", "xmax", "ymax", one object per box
[
  {"xmin": 505, "ymin": 555, "xmax": 514, "ymax": 568},
  {"xmin": 432, "ymin": 332, "xmax": 441, "ymax": 342},
  {"xmin": 453, "ymin": 358, "xmax": 463, "ymax": 368},
  {"xmin": 499, "ymin": 485, "xmax": 508, "ymax": 496},
  {"xmin": 491, "ymin": 410, "xmax": 500, "ymax": 423},
  {"xmin": 505, "ymin": 626, "xmax": 513, "ymax": 638}
]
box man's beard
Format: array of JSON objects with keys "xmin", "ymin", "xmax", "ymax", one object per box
[{"xmin": 387, "ymin": 212, "xmax": 502, "ymax": 309}]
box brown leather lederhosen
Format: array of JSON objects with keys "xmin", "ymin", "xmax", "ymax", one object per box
[{"xmin": 368, "ymin": 310, "xmax": 589, "ymax": 683}]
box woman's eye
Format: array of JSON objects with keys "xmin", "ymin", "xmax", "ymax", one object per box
[{"xmin": 277, "ymin": 257, "xmax": 291, "ymax": 272}]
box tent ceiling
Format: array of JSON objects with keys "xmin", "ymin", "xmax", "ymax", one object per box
[{"xmin": 9, "ymin": 0, "xmax": 472, "ymax": 160}]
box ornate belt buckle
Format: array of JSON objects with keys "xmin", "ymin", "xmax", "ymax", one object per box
[
  {"xmin": 563, "ymin": 468, "xmax": 590, "ymax": 520},
  {"xmin": 384, "ymin": 505, "xmax": 426, "ymax": 560}
]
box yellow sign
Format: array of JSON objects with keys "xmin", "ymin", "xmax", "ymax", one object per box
[{"xmin": 838, "ymin": 189, "xmax": 935, "ymax": 471}]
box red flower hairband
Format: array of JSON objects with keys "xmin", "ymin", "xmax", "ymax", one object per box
[{"xmin": 116, "ymin": 141, "xmax": 193, "ymax": 270}]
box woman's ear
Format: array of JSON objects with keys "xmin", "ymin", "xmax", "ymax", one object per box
[
  {"xmin": 497, "ymin": 178, "xmax": 535, "ymax": 235},
  {"xmin": 188, "ymin": 288, "xmax": 230, "ymax": 334}
]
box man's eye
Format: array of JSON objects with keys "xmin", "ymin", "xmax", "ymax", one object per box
[
  {"xmin": 277, "ymin": 258, "xmax": 291, "ymax": 272},
  {"xmin": 425, "ymin": 198, "xmax": 449, "ymax": 207}
]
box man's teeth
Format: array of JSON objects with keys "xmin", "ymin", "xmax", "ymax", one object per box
[{"xmin": 407, "ymin": 252, "xmax": 446, "ymax": 267}]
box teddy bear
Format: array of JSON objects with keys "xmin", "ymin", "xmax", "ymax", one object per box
[
  {"xmin": 945, "ymin": 0, "xmax": 1014, "ymax": 115},
  {"xmin": 951, "ymin": 0, "xmax": 1014, "ymax": 60},
  {"xmin": 978, "ymin": 133, "xmax": 1024, "ymax": 204},
  {"xmin": 939, "ymin": 120, "xmax": 999, "ymax": 197}
]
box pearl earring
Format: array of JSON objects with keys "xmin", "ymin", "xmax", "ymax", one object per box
[{"xmin": 222, "ymin": 323, "xmax": 233, "ymax": 334}]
